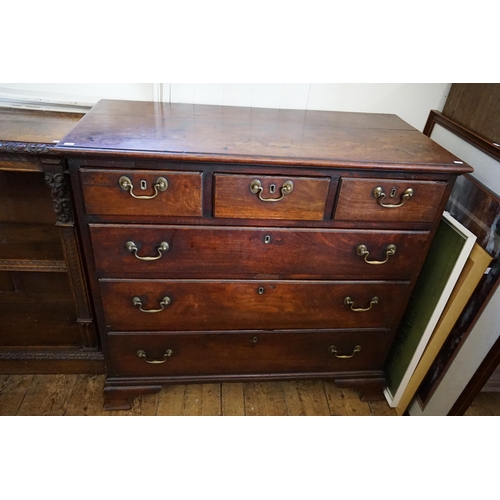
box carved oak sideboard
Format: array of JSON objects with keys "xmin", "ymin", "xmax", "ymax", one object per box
[
  {"xmin": 54, "ymin": 100, "xmax": 472, "ymax": 410},
  {"xmin": 0, "ymin": 107, "xmax": 103, "ymax": 373}
]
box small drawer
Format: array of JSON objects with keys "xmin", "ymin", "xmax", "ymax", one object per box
[
  {"xmin": 90, "ymin": 224, "xmax": 430, "ymax": 281},
  {"xmin": 334, "ymin": 178, "xmax": 447, "ymax": 223},
  {"xmin": 213, "ymin": 174, "xmax": 330, "ymax": 220},
  {"xmin": 107, "ymin": 330, "xmax": 393, "ymax": 377},
  {"xmin": 80, "ymin": 168, "xmax": 203, "ymax": 217},
  {"xmin": 99, "ymin": 279, "xmax": 411, "ymax": 332}
]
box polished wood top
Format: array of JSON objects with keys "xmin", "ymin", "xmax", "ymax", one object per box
[
  {"xmin": 0, "ymin": 107, "xmax": 84, "ymax": 144},
  {"xmin": 57, "ymin": 100, "xmax": 473, "ymax": 173}
]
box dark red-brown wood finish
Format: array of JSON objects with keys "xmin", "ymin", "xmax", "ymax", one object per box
[
  {"xmin": 0, "ymin": 108, "xmax": 103, "ymax": 374},
  {"xmin": 57, "ymin": 100, "xmax": 472, "ymax": 410}
]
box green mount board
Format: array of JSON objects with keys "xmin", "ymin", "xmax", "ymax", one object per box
[{"xmin": 385, "ymin": 215, "xmax": 472, "ymax": 401}]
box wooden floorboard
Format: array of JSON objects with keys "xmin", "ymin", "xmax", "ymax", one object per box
[
  {"xmin": 244, "ymin": 381, "xmax": 288, "ymax": 416},
  {"xmin": 0, "ymin": 374, "xmax": 35, "ymax": 416},
  {"xmin": 1, "ymin": 373, "xmax": 497, "ymax": 416},
  {"xmin": 283, "ymin": 380, "xmax": 331, "ymax": 416},
  {"xmin": 464, "ymin": 392, "xmax": 497, "ymax": 416},
  {"xmin": 222, "ymin": 382, "xmax": 245, "ymax": 416},
  {"xmin": 323, "ymin": 380, "xmax": 373, "ymax": 416},
  {"xmin": 17, "ymin": 374, "xmax": 76, "ymax": 416}
]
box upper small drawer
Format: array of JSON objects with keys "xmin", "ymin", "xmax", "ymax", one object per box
[
  {"xmin": 213, "ymin": 174, "xmax": 330, "ymax": 220},
  {"xmin": 334, "ymin": 178, "xmax": 447, "ymax": 223},
  {"xmin": 80, "ymin": 168, "xmax": 203, "ymax": 217}
]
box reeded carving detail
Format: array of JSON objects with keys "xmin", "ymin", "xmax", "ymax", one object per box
[
  {"xmin": 0, "ymin": 259, "xmax": 66, "ymax": 272},
  {"xmin": 44, "ymin": 172, "xmax": 73, "ymax": 223},
  {"xmin": 60, "ymin": 228, "xmax": 92, "ymax": 321},
  {"xmin": 0, "ymin": 350, "xmax": 103, "ymax": 361},
  {"xmin": 0, "ymin": 141, "xmax": 55, "ymax": 154}
]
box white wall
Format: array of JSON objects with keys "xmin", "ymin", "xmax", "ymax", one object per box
[
  {"xmin": 167, "ymin": 83, "xmax": 451, "ymax": 131},
  {"xmin": 0, "ymin": 83, "xmax": 154, "ymax": 109},
  {"xmin": 0, "ymin": 83, "xmax": 451, "ymax": 131}
]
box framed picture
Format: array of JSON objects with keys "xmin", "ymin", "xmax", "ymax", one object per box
[{"xmin": 384, "ymin": 211, "xmax": 476, "ymax": 408}]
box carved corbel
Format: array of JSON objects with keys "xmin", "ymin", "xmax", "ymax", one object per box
[{"xmin": 41, "ymin": 158, "xmax": 74, "ymax": 225}]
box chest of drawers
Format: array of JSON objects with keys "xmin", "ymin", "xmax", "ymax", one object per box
[{"xmin": 58, "ymin": 100, "xmax": 472, "ymax": 410}]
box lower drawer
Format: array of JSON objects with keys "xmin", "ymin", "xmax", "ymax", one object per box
[
  {"xmin": 107, "ymin": 330, "xmax": 392, "ymax": 377},
  {"xmin": 99, "ymin": 279, "xmax": 411, "ymax": 331}
]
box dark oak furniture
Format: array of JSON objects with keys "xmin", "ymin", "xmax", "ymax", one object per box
[
  {"xmin": 0, "ymin": 108, "xmax": 103, "ymax": 373},
  {"xmin": 53, "ymin": 100, "xmax": 472, "ymax": 410}
]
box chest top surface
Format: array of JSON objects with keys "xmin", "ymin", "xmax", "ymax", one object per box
[
  {"xmin": 0, "ymin": 107, "xmax": 84, "ymax": 144},
  {"xmin": 56, "ymin": 100, "xmax": 472, "ymax": 173}
]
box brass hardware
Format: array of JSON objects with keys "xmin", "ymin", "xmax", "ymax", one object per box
[
  {"xmin": 132, "ymin": 296, "xmax": 171, "ymax": 313},
  {"xmin": 389, "ymin": 187, "xmax": 397, "ymax": 198},
  {"xmin": 126, "ymin": 240, "xmax": 169, "ymax": 261},
  {"xmin": 269, "ymin": 184, "xmax": 276, "ymax": 194},
  {"xmin": 344, "ymin": 296, "xmax": 379, "ymax": 312},
  {"xmin": 140, "ymin": 180, "xmax": 148, "ymax": 190},
  {"xmin": 251, "ymin": 337, "xmax": 258, "ymax": 344},
  {"xmin": 264, "ymin": 235, "xmax": 271, "ymax": 244},
  {"xmin": 356, "ymin": 244, "xmax": 396, "ymax": 265},
  {"xmin": 249, "ymin": 179, "xmax": 294, "ymax": 202},
  {"xmin": 258, "ymin": 287, "xmax": 265, "ymax": 295},
  {"xmin": 373, "ymin": 186, "xmax": 413, "ymax": 208},
  {"xmin": 137, "ymin": 349, "xmax": 173, "ymax": 364},
  {"xmin": 329, "ymin": 345, "xmax": 361, "ymax": 359},
  {"xmin": 119, "ymin": 175, "xmax": 168, "ymax": 199}
]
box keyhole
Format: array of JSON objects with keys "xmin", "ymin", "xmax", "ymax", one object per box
[
  {"xmin": 251, "ymin": 337, "xmax": 258, "ymax": 344},
  {"xmin": 258, "ymin": 287, "xmax": 265, "ymax": 295},
  {"xmin": 140, "ymin": 180, "xmax": 148, "ymax": 190},
  {"xmin": 264, "ymin": 235, "xmax": 271, "ymax": 244},
  {"xmin": 390, "ymin": 187, "xmax": 397, "ymax": 198},
  {"xmin": 269, "ymin": 184, "xmax": 276, "ymax": 194}
]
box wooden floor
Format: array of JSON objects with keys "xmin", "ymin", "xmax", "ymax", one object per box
[
  {"xmin": 464, "ymin": 392, "xmax": 500, "ymax": 416},
  {"xmin": 0, "ymin": 373, "xmax": 397, "ymax": 416},
  {"xmin": 2, "ymin": 373, "xmax": 497, "ymax": 416}
]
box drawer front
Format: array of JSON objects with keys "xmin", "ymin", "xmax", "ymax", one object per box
[
  {"xmin": 334, "ymin": 178, "xmax": 447, "ymax": 222},
  {"xmin": 107, "ymin": 330, "xmax": 392, "ymax": 377},
  {"xmin": 214, "ymin": 174, "xmax": 330, "ymax": 220},
  {"xmin": 80, "ymin": 168, "xmax": 203, "ymax": 216},
  {"xmin": 90, "ymin": 224, "xmax": 430, "ymax": 280},
  {"xmin": 99, "ymin": 279, "xmax": 410, "ymax": 331}
]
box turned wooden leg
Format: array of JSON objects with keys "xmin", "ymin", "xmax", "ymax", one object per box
[{"xmin": 103, "ymin": 384, "xmax": 162, "ymax": 411}]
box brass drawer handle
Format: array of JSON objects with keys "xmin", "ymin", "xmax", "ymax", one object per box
[
  {"xmin": 329, "ymin": 345, "xmax": 361, "ymax": 359},
  {"xmin": 126, "ymin": 241, "xmax": 169, "ymax": 261},
  {"xmin": 344, "ymin": 296, "xmax": 378, "ymax": 312},
  {"xmin": 119, "ymin": 176, "xmax": 168, "ymax": 199},
  {"xmin": 132, "ymin": 296, "xmax": 171, "ymax": 313},
  {"xmin": 373, "ymin": 186, "xmax": 413, "ymax": 208},
  {"xmin": 249, "ymin": 179, "xmax": 294, "ymax": 202},
  {"xmin": 357, "ymin": 244, "xmax": 396, "ymax": 265},
  {"xmin": 137, "ymin": 349, "xmax": 173, "ymax": 364}
]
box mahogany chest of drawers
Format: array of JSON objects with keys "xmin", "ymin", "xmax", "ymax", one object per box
[{"xmin": 57, "ymin": 100, "xmax": 472, "ymax": 410}]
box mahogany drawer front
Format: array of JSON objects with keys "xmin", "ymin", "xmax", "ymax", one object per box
[
  {"xmin": 90, "ymin": 224, "xmax": 430, "ymax": 280},
  {"xmin": 80, "ymin": 168, "xmax": 203, "ymax": 217},
  {"xmin": 99, "ymin": 279, "xmax": 410, "ymax": 332},
  {"xmin": 107, "ymin": 330, "xmax": 393, "ymax": 377},
  {"xmin": 213, "ymin": 174, "xmax": 330, "ymax": 220},
  {"xmin": 334, "ymin": 178, "xmax": 447, "ymax": 223}
]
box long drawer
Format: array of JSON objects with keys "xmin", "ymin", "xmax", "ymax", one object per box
[
  {"xmin": 107, "ymin": 330, "xmax": 393, "ymax": 377},
  {"xmin": 99, "ymin": 279, "xmax": 410, "ymax": 331},
  {"xmin": 89, "ymin": 224, "xmax": 429, "ymax": 280}
]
